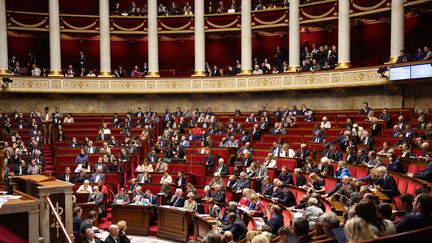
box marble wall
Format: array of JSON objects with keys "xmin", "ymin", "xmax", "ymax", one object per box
[{"xmin": 0, "ymin": 85, "xmax": 430, "ymax": 114}]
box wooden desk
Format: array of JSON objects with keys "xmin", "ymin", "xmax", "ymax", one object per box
[
  {"xmin": 372, "ymin": 189, "xmax": 391, "ymax": 202},
  {"xmin": 111, "ymin": 204, "xmax": 152, "ymax": 235},
  {"xmin": 157, "ymin": 206, "xmax": 192, "ymax": 242},
  {"xmin": 77, "ymin": 203, "xmax": 100, "ymax": 226},
  {"xmin": 0, "ymin": 186, "xmax": 40, "ymax": 243},
  {"xmin": 194, "ymin": 215, "xmax": 216, "ymax": 243}
]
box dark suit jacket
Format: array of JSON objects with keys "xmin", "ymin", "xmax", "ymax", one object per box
[
  {"xmin": 277, "ymin": 188, "xmax": 296, "ymax": 207},
  {"xmin": 222, "ymin": 220, "xmax": 247, "ymax": 242},
  {"xmin": 59, "ymin": 173, "xmax": 74, "ymax": 183},
  {"xmin": 175, "ymin": 176, "xmax": 187, "ymax": 188},
  {"xmin": 413, "ymin": 162, "xmax": 432, "ymax": 182},
  {"xmin": 296, "ymin": 174, "xmax": 307, "ymax": 187},
  {"xmin": 376, "ymin": 174, "xmax": 401, "ymax": 198},
  {"xmin": 147, "ymin": 194, "xmax": 159, "ymax": 205},
  {"xmin": 79, "ymin": 219, "xmax": 93, "ymax": 236},
  {"xmin": 170, "ymin": 196, "xmax": 185, "ymax": 207},
  {"xmin": 277, "ymin": 172, "xmax": 293, "ymax": 185},
  {"xmin": 234, "ymin": 179, "xmax": 250, "ymax": 191},
  {"xmin": 261, "ymin": 183, "xmax": 274, "ymax": 197},
  {"xmin": 119, "ymin": 231, "xmax": 131, "ymax": 243},
  {"xmin": 90, "ymin": 173, "xmax": 106, "ymax": 183},
  {"xmin": 215, "ymin": 165, "xmax": 229, "ymax": 175},
  {"xmin": 82, "ymin": 239, "xmax": 102, "ymax": 243},
  {"xmin": 104, "ymin": 235, "xmax": 120, "ymax": 243},
  {"xmin": 13, "ymin": 165, "xmax": 26, "ymax": 176},
  {"xmin": 395, "ymin": 213, "xmax": 432, "ymax": 233},
  {"xmin": 265, "ymin": 213, "xmax": 284, "ymax": 235},
  {"xmin": 212, "ymin": 190, "xmax": 226, "ymax": 203}
]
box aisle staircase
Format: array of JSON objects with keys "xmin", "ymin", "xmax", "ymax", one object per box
[{"xmin": 42, "ymin": 144, "xmax": 55, "ymax": 175}]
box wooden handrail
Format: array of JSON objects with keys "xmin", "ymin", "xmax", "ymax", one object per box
[{"xmin": 43, "ymin": 195, "xmax": 73, "ymax": 243}]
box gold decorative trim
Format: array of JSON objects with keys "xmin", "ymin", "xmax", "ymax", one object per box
[
  {"xmin": 48, "ymin": 70, "xmax": 63, "ymax": 77},
  {"xmin": 98, "ymin": 71, "xmax": 112, "ymax": 77},
  {"xmin": 112, "ymin": 20, "xmax": 146, "ymax": 31},
  {"xmin": 301, "ymin": 5, "xmax": 336, "ymax": 19},
  {"xmin": 146, "ymin": 72, "xmax": 160, "ymax": 78},
  {"xmin": 351, "ymin": 0, "xmax": 387, "ymax": 11},
  {"xmin": 385, "ymin": 56, "xmax": 397, "ymax": 64},
  {"xmin": 9, "ymin": 16, "xmax": 47, "ymax": 28},
  {"xmin": 62, "ymin": 18, "xmax": 98, "ymax": 30},
  {"xmin": 160, "ymin": 20, "xmax": 192, "ymax": 31},
  {"xmin": 253, "ymin": 12, "xmax": 287, "ymax": 25},
  {"xmin": 238, "ymin": 69, "xmax": 253, "ymax": 75},
  {"xmin": 192, "ymin": 70, "xmax": 207, "ymax": 77},
  {"xmin": 335, "ymin": 62, "xmax": 352, "ymax": 69},
  {"xmin": 0, "ymin": 69, "xmax": 10, "ymax": 75},
  {"xmin": 287, "ymin": 66, "xmax": 300, "ymax": 72},
  {"xmin": 206, "ymin": 18, "xmax": 239, "ymax": 29}
]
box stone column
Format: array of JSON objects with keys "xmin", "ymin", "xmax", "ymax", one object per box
[
  {"xmin": 146, "ymin": 0, "xmax": 159, "ymax": 77},
  {"xmin": 387, "ymin": 0, "xmax": 404, "ymax": 64},
  {"xmin": 99, "ymin": 0, "xmax": 111, "ymax": 77},
  {"xmin": 193, "ymin": 0, "xmax": 206, "ymax": 76},
  {"xmin": 287, "ymin": 0, "xmax": 300, "ymax": 72},
  {"xmin": 48, "ymin": 0, "xmax": 62, "ymax": 76},
  {"xmin": 0, "ymin": 0, "xmax": 8, "ymax": 74},
  {"xmin": 240, "ymin": 0, "xmax": 252, "ymax": 75},
  {"xmin": 336, "ymin": 0, "xmax": 351, "ymax": 69}
]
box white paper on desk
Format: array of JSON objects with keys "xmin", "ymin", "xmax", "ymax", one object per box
[
  {"xmin": 369, "ymin": 188, "xmax": 377, "ymax": 192},
  {"xmin": 294, "ymin": 212, "xmax": 303, "ymax": 218},
  {"xmin": 0, "ymin": 195, "xmax": 22, "ymax": 200},
  {"xmin": 197, "ymin": 214, "xmax": 210, "ymax": 217},
  {"xmin": 0, "ymin": 198, "xmax": 7, "ymax": 209},
  {"xmin": 253, "ymin": 217, "xmax": 265, "ymax": 228}
]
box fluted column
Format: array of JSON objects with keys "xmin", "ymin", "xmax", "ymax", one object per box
[
  {"xmin": 0, "ymin": 0, "xmax": 8, "ymax": 74},
  {"xmin": 48, "ymin": 0, "xmax": 62, "ymax": 76},
  {"xmin": 240, "ymin": 0, "xmax": 252, "ymax": 75},
  {"xmin": 193, "ymin": 0, "xmax": 206, "ymax": 76},
  {"xmin": 287, "ymin": 0, "xmax": 300, "ymax": 72},
  {"xmin": 336, "ymin": 0, "xmax": 351, "ymax": 69},
  {"xmin": 146, "ymin": 0, "xmax": 159, "ymax": 77},
  {"xmin": 387, "ymin": 0, "xmax": 404, "ymax": 64},
  {"xmin": 99, "ymin": 0, "xmax": 111, "ymax": 77}
]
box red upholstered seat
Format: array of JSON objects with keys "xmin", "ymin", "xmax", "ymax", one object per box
[
  {"xmin": 324, "ymin": 177, "xmax": 338, "ymax": 194},
  {"xmin": 282, "ymin": 209, "xmax": 292, "ymax": 227},
  {"xmin": 277, "ymin": 158, "xmax": 297, "ymax": 171}
]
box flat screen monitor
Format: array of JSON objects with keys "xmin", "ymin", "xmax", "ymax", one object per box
[
  {"xmin": 411, "ymin": 64, "xmax": 432, "ymax": 79},
  {"xmin": 389, "ymin": 66, "xmax": 410, "ymax": 81}
]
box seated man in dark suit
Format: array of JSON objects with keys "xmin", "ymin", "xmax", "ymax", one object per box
[
  {"xmin": 59, "ymin": 166, "xmax": 74, "ymax": 183},
  {"xmin": 374, "ymin": 166, "xmax": 401, "ymax": 199},
  {"xmin": 277, "ymin": 166, "xmax": 293, "ymax": 185},
  {"xmin": 395, "ymin": 193, "xmax": 432, "ymax": 232},
  {"xmin": 292, "ymin": 217, "xmax": 312, "ymax": 243},
  {"xmin": 169, "ymin": 188, "xmax": 185, "ymax": 207},
  {"xmin": 234, "ymin": 172, "xmax": 250, "ymax": 192},
  {"xmin": 272, "ymin": 181, "xmax": 296, "ymax": 207},
  {"xmin": 79, "ymin": 210, "xmax": 98, "ymax": 236},
  {"xmin": 411, "ymin": 153, "xmax": 432, "ymax": 182},
  {"xmin": 260, "ymin": 176, "xmax": 274, "ymax": 197},
  {"xmin": 136, "ymin": 172, "xmax": 152, "ymax": 184},
  {"xmin": 211, "ymin": 184, "xmax": 226, "ymax": 203},
  {"xmin": 220, "ymin": 212, "xmax": 247, "ymax": 242},
  {"xmin": 145, "ymin": 189, "xmax": 159, "ymax": 205},
  {"xmin": 264, "ymin": 204, "xmax": 284, "ymax": 235}
]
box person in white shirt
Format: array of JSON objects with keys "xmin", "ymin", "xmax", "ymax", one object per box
[
  {"xmin": 31, "ymin": 64, "xmax": 41, "ymax": 76},
  {"xmin": 75, "ymin": 160, "xmax": 91, "ymax": 173},
  {"xmin": 99, "ymin": 123, "xmax": 111, "ymax": 140},
  {"xmin": 279, "ymin": 143, "xmax": 296, "ymax": 158},
  {"xmin": 252, "ymin": 64, "xmax": 263, "ymax": 75},
  {"xmin": 160, "ymin": 172, "xmax": 173, "ymax": 184},
  {"xmin": 135, "ymin": 160, "xmax": 154, "ymax": 173},
  {"xmin": 76, "ymin": 180, "xmax": 93, "ymax": 193},
  {"xmin": 264, "ymin": 153, "xmax": 277, "ymax": 168},
  {"xmin": 320, "ymin": 116, "xmax": 331, "ymax": 129}
]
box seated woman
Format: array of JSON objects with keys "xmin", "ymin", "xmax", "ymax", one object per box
[
  {"xmin": 135, "ymin": 160, "xmax": 154, "ymax": 173},
  {"xmin": 302, "ymin": 197, "xmax": 324, "ymax": 230},
  {"xmin": 96, "ymin": 180, "xmax": 109, "ymax": 195},
  {"xmin": 76, "ymin": 180, "xmax": 93, "ymax": 193},
  {"xmin": 160, "ymin": 182, "xmax": 172, "ymax": 203},
  {"xmin": 208, "ymin": 198, "xmax": 221, "ymax": 219},
  {"xmin": 248, "ymin": 193, "xmax": 264, "ymax": 217},
  {"xmin": 75, "ymin": 149, "xmax": 89, "ymax": 164},
  {"xmin": 279, "ymin": 143, "xmax": 295, "ymax": 158},
  {"xmin": 184, "ymin": 192, "xmax": 197, "ymax": 212},
  {"xmin": 186, "ymin": 183, "xmax": 197, "ymax": 197},
  {"xmin": 238, "ymin": 188, "xmax": 251, "ymax": 207},
  {"xmin": 75, "ymin": 160, "xmax": 91, "ymax": 173},
  {"xmin": 202, "ymin": 185, "xmax": 212, "ymax": 200}
]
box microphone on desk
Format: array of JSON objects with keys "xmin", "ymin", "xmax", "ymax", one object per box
[{"xmin": 332, "ymin": 193, "xmax": 352, "ymax": 207}]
